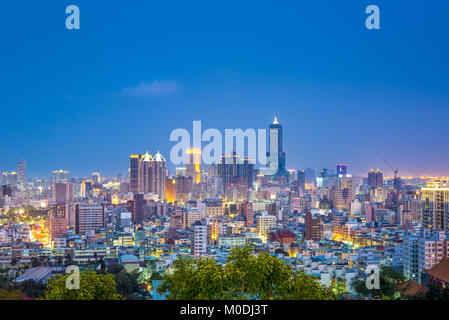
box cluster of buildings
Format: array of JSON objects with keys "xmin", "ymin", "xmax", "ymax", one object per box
[{"xmin": 1, "ymin": 118, "xmax": 449, "ymax": 298}]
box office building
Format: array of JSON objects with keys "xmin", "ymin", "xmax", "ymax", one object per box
[{"xmin": 75, "ymin": 204, "xmax": 105, "ymax": 235}]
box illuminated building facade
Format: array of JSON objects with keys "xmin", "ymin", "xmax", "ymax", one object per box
[
  {"xmin": 267, "ymin": 117, "xmax": 286, "ymax": 177},
  {"xmin": 75, "ymin": 204, "xmax": 105, "ymax": 235},
  {"xmin": 52, "ymin": 170, "xmax": 69, "ymax": 184},
  {"xmin": 129, "ymin": 151, "xmax": 167, "ymax": 200},
  {"xmin": 186, "ymin": 148, "xmax": 202, "ymax": 184},
  {"xmin": 368, "ymin": 169, "xmax": 384, "ymax": 189},
  {"xmin": 49, "ymin": 202, "xmax": 67, "ymax": 243},
  {"xmin": 422, "ymin": 180, "xmax": 449, "ymax": 231},
  {"xmin": 257, "ymin": 215, "xmax": 276, "ymax": 237},
  {"xmin": 305, "ymin": 211, "xmax": 321, "ymax": 241},
  {"xmin": 17, "ymin": 159, "xmax": 26, "ymax": 185}
]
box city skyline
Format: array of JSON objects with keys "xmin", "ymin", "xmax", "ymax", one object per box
[
  {"xmin": 2, "ymin": 0, "xmax": 449, "ymax": 305},
  {"xmin": 1, "ymin": 0, "xmax": 449, "ymax": 177},
  {"xmin": 4, "ymin": 115, "xmax": 449, "ymax": 180}
]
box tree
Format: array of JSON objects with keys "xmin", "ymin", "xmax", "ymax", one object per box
[
  {"xmin": 16, "ymin": 280, "xmax": 46, "ymax": 299},
  {"xmin": 352, "ymin": 266, "xmax": 405, "ymax": 299},
  {"xmin": 422, "ymin": 284, "xmax": 449, "ymax": 300},
  {"xmin": 42, "ymin": 271, "xmax": 122, "ymax": 300},
  {"xmin": 115, "ymin": 269, "xmax": 141, "ymax": 299},
  {"xmin": 0, "ymin": 288, "xmax": 29, "ymax": 300},
  {"xmin": 157, "ymin": 246, "xmax": 340, "ymax": 300},
  {"xmin": 106, "ymin": 263, "xmax": 125, "ymax": 275}
]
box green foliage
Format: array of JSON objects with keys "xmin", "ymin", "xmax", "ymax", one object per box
[
  {"xmin": 115, "ymin": 269, "xmax": 141, "ymax": 299},
  {"xmin": 158, "ymin": 246, "xmax": 341, "ymax": 300},
  {"xmin": 42, "ymin": 271, "xmax": 122, "ymax": 300},
  {"xmin": 352, "ymin": 266, "xmax": 405, "ymax": 299},
  {"xmin": 16, "ymin": 280, "xmax": 46, "ymax": 299},
  {"xmin": 0, "ymin": 288, "xmax": 29, "ymax": 300}
]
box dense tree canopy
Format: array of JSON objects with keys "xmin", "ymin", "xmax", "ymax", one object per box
[
  {"xmin": 43, "ymin": 271, "xmax": 122, "ymax": 300},
  {"xmin": 352, "ymin": 266, "xmax": 405, "ymax": 299},
  {"xmin": 157, "ymin": 246, "xmax": 343, "ymax": 300}
]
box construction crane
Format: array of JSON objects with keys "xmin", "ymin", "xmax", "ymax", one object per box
[{"xmin": 383, "ymin": 158, "xmax": 398, "ymax": 179}]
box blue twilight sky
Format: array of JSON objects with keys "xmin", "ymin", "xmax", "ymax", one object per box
[{"xmin": 1, "ymin": 0, "xmax": 449, "ymax": 178}]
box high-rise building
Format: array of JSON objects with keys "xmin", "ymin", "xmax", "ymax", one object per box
[
  {"xmin": 297, "ymin": 170, "xmax": 306, "ymax": 190},
  {"xmin": 166, "ymin": 178, "xmax": 176, "ymax": 204},
  {"xmin": 305, "ymin": 211, "xmax": 321, "ymax": 241},
  {"xmin": 403, "ymin": 235, "xmax": 420, "ymax": 282},
  {"xmin": 333, "ymin": 172, "xmax": 353, "ymax": 211},
  {"xmin": 266, "ymin": 117, "xmax": 286, "ymax": 177},
  {"xmin": 191, "ymin": 221, "xmax": 207, "ymax": 256},
  {"xmin": 129, "ymin": 155, "xmax": 140, "ymax": 194},
  {"xmin": 52, "ymin": 183, "xmax": 73, "ymax": 203},
  {"xmin": 336, "ymin": 164, "xmax": 347, "ymax": 177},
  {"xmin": 400, "ymin": 198, "xmax": 422, "ymax": 225},
  {"xmin": 305, "ymin": 168, "xmax": 315, "ymax": 187},
  {"xmin": 92, "ymin": 172, "xmax": 101, "ymax": 184},
  {"xmin": 17, "ymin": 159, "xmax": 26, "ymax": 185},
  {"xmin": 217, "ymin": 151, "xmax": 254, "ymax": 194},
  {"xmin": 239, "ymin": 201, "xmax": 254, "ymax": 226},
  {"xmin": 139, "ymin": 152, "xmax": 152, "ymax": 193},
  {"xmin": 186, "ymin": 148, "xmax": 202, "ymax": 184},
  {"xmin": 151, "ymin": 152, "xmax": 166, "ymax": 200},
  {"xmin": 53, "ymin": 170, "xmax": 69, "ymax": 184},
  {"xmin": 368, "ymin": 169, "xmax": 384, "ymax": 189},
  {"xmin": 129, "ymin": 152, "xmax": 166, "ymax": 200},
  {"xmin": 75, "ymin": 204, "xmax": 105, "ymax": 235},
  {"xmin": 418, "ymin": 234, "xmax": 448, "ymax": 281},
  {"xmin": 134, "ymin": 193, "xmax": 145, "ymax": 224},
  {"xmin": 49, "ymin": 203, "xmax": 67, "ymax": 242},
  {"xmin": 422, "ymin": 180, "xmax": 449, "ymax": 231},
  {"xmin": 257, "ymin": 215, "xmax": 276, "ymax": 237}
]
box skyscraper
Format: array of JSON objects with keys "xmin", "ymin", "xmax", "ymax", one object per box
[
  {"xmin": 129, "ymin": 152, "xmax": 166, "ymax": 200},
  {"xmin": 267, "ymin": 117, "xmax": 286, "ymax": 177},
  {"xmin": 186, "ymin": 148, "xmax": 202, "ymax": 184},
  {"xmin": 52, "ymin": 183, "xmax": 73, "ymax": 203},
  {"xmin": 129, "ymin": 155, "xmax": 140, "ymax": 194},
  {"xmin": 217, "ymin": 151, "xmax": 254, "ymax": 194},
  {"xmin": 336, "ymin": 163, "xmax": 347, "ymax": 176},
  {"xmin": 17, "ymin": 159, "xmax": 26, "ymax": 185},
  {"xmin": 49, "ymin": 203, "xmax": 67, "ymax": 242},
  {"xmin": 151, "ymin": 152, "xmax": 166, "ymax": 201},
  {"xmin": 140, "ymin": 152, "xmax": 152, "ymax": 193},
  {"xmin": 53, "ymin": 170, "xmax": 69, "ymax": 184},
  {"xmin": 368, "ymin": 169, "xmax": 384, "ymax": 189},
  {"xmin": 92, "ymin": 172, "xmax": 101, "ymax": 184},
  {"xmin": 422, "ymin": 180, "xmax": 449, "ymax": 231},
  {"xmin": 75, "ymin": 203, "xmax": 105, "ymax": 235}
]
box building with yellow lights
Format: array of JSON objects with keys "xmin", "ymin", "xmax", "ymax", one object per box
[
  {"xmin": 186, "ymin": 148, "xmax": 202, "ymax": 184},
  {"xmin": 422, "ymin": 180, "xmax": 449, "ymax": 231}
]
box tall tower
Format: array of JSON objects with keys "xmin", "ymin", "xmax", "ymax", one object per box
[
  {"xmin": 129, "ymin": 155, "xmax": 140, "ymax": 194},
  {"xmin": 422, "ymin": 180, "xmax": 449, "ymax": 231},
  {"xmin": 151, "ymin": 151, "xmax": 167, "ymax": 201},
  {"xmin": 186, "ymin": 148, "xmax": 202, "ymax": 184},
  {"xmin": 140, "ymin": 152, "xmax": 152, "ymax": 193},
  {"xmin": 336, "ymin": 163, "xmax": 347, "ymax": 176},
  {"xmin": 53, "ymin": 170, "xmax": 69, "ymax": 184},
  {"xmin": 267, "ymin": 117, "xmax": 286, "ymax": 176},
  {"xmin": 17, "ymin": 159, "xmax": 26, "ymax": 185}
]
